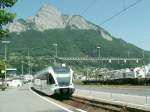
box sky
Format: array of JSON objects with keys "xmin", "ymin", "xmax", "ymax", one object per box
[{"xmin": 10, "ymin": 0, "xmax": 150, "ymax": 51}]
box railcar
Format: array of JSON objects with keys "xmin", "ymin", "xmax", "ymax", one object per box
[{"xmin": 32, "ymin": 65, "xmax": 75, "ymax": 97}]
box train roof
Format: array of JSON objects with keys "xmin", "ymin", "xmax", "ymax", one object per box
[
  {"xmin": 53, "ymin": 66, "xmax": 70, "ymax": 74},
  {"xmin": 35, "ymin": 65, "xmax": 72, "ymax": 76}
]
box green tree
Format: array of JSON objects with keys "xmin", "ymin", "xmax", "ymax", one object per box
[
  {"xmin": 0, "ymin": 61, "xmax": 5, "ymax": 78},
  {"xmin": 0, "ymin": 0, "xmax": 17, "ymax": 90},
  {"xmin": 0, "ymin": 0, "xmax": 17, "ymax": 38},
  {"xmin": 0, "ymin": 61, "xmax": 5, "ymax": 90}
]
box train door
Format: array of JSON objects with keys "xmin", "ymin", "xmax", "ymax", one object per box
[{"xmin": 42, "ymin": 73, "xmax": 55, "ymax": 95}]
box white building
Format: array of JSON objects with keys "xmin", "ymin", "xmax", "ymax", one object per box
[
  {"xmin": 145, "ymin": 64, "xmax": 150, "ymax": 78},
  {"xmin": 6, "ymin": 68, "xmax": 17, "ymax": 76},
  {"xmin": 23, "ymin": 74, "xmax": 33, "ymax": 82},
  {"xmin": 133, "ymin": 67, "xmax": 146, "ymax": 78}
]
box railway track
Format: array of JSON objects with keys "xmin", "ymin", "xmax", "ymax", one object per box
[
  {"xmin": 61, "ymin": 96, "xmax": 150, "ymax": 112},
  {"xmin": 31, "ymin": 88, "xmax": 150, "ymax": 112},
  {"xmin": 62, "ymin": 96, "xmax": 126, "ymax": 112}
]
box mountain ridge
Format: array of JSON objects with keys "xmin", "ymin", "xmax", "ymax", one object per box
[
  {"xmin": 2, "ymin": 3, "xmax": 150, "ymax": 71},
  {"xmin": 7, "ymin": 4, "xmax": 113, "ymax": 41},
  {"xmin": 8, "ymin": 4, "xmax": 97, "ymax": 31}
]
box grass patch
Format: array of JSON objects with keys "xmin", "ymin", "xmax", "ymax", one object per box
[{"xmin": 73, "ymin": 80, "xmax": 84, "ymax": 85}]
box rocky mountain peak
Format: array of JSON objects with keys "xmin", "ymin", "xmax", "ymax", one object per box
[
  {"xmin": 65, "ymin": 15, "xmax": 97, "ymax": 30},
  {"xmin": 38, "ymin": 4, "xmax": 61, "ymax": 17},
  {"xmin": 28, "ymin": 4, "xmax": 65, "ymax": 31},
  {"xmin": 8, "ymin": 4, "xmax": 99, "ymax": 32},
  {"xmin": 7, "ymin": 3, "xmax": 112, "ymax": 41}
]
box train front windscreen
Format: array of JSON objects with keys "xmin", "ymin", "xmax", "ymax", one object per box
[{"xmin": 53, "ymin": 67, "xmax": 71, "ymax": 86}]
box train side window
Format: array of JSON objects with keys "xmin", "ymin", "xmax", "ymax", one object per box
[
  {"xmin": 40, "ymin": 74, "xmax": 47, "ymax": 80},
  {"xmin": 47, "ymin": 73, "xmax": 55, "ymax": 84}
]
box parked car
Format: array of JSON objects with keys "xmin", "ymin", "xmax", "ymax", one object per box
[{"xmin": 7, "ymin": 79, "xmax": 23, "ymax": 87}]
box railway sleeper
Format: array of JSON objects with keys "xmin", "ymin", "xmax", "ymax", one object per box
[
  {"xmin": 71, "ymin": 96, "xmax": 149, "ymax": 112},
  {"xmin": 71, "ymin": 97, "xmax": 122, "ymax": 112}
]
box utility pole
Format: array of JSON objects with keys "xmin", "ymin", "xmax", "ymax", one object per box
[
  {"xmin": 2, "ymin": 40, "xmax": 10, "ymax": 90},
  {"xmin": 21, "ymin": 61, "xmax": 24, "ymax": 75},
  {"xmin": 53, "ymin": 43, "xmax": 58, "ymax": 65},
  {"xmin": 30, "ymin": 65, "xmax": 32, "ymax": 75},
  {"xmin": 97, "ymin": 46, "xmax": 101, "ymax": 57},
  {"xmin": 128, "ymin": 50, "xmax": 130, "ymax": 58},
  {"xmin": 97, "ymin": 46, "xmax": 102, "ymax": 66},
  {"xmin": 142, "ymin": 50, "xmax": 145, "ymax": 59},
  {"xmin": 28, "ymin": 49, "xmax": 31, "ymax": 74}
]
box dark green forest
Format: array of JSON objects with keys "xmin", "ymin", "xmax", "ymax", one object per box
[{"xmin": 0, "ymin": 28, "xmax": 149, "ymax": 74}]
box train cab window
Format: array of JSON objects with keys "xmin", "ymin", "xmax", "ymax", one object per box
[{"xmin": 46, "ymin": 73, "xmax": 55, "ymax": 84}]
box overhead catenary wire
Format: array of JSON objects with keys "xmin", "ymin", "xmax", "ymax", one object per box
[
  {"xmin": 99, "ymin": 0, "xmax": 143, "ymax": 25},
  {"xmin": 80, "ymin": 0, "xmax": 97, "ymax": 16},
  {"xmin": 42, "ymin": 0, "xmax": 98, "ymax": 58},
  {"xmin": 2, "ymin": 0, "xmax": 143, "ymax": 60},
  {"xmin": 69, "ymin": 0, "xmax": 143, "ymax": 58}
]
